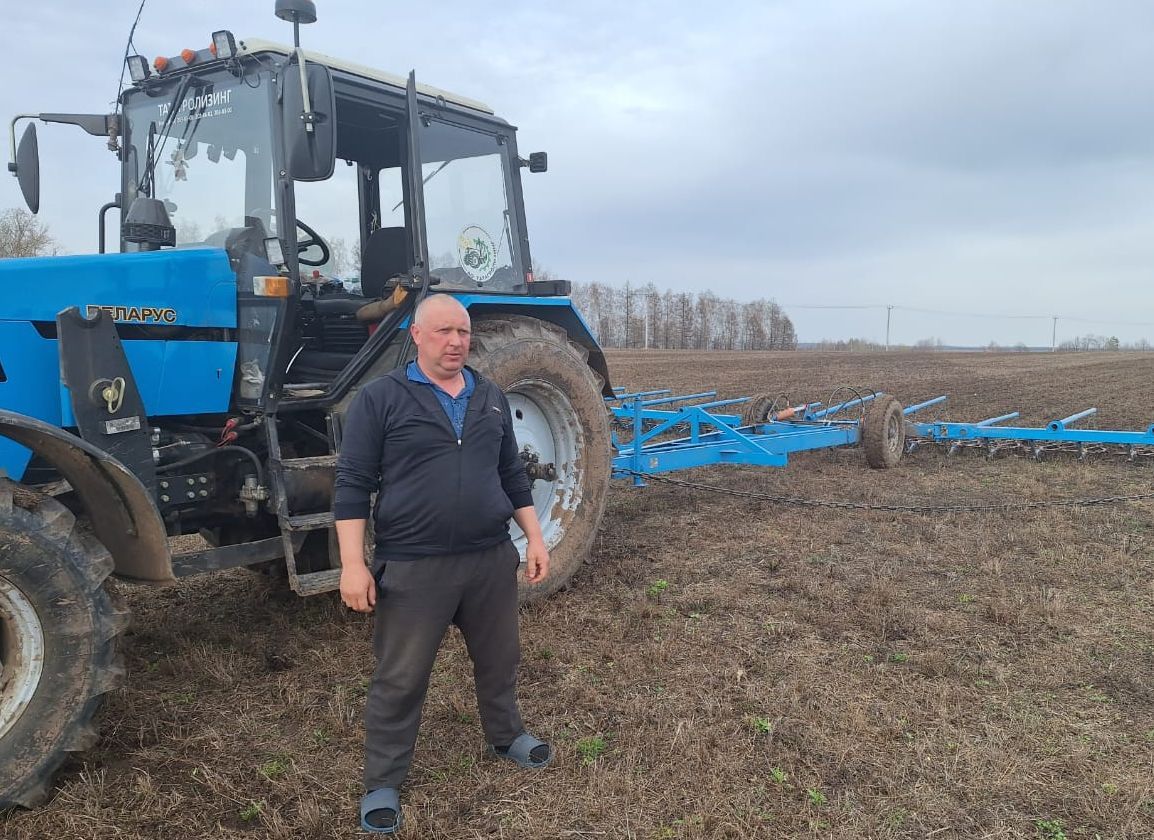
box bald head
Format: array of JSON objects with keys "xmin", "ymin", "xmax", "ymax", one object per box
[
  {"xmin": 410, "ymin": 294, "xmax": 472, "ymax": 384},
  {"xmin": 413, "ymin": 294, "xmax": 470, "ymax": 329}
]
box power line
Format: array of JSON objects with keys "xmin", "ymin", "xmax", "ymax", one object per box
[
  {"xmin": 783, "ymin": 303, "xmax": 1153, "ymax": 327},
  {"xmin": 781, "ymin": 303, "xmax": 885, "ymax": 310},
  {"xmin": 895, "ymin": 305, "xmax": 1049, "ymax": 321},
  {"xmin": 1060, "ymin": 315, "xmax": 1154, "ymax": 328}
]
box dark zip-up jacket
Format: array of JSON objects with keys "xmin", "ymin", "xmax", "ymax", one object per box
[{"xmin": 333, "ymin": 365, "xmax": 534, "ymax": 562}]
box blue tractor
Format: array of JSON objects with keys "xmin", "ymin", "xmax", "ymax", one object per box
[{"xmin": 0, "ymin": 1, "xmax": 611, "ymax": 808}]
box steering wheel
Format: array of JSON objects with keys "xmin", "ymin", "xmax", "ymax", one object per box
[{"xmin": 295, "ymin": 218, "xmax": 331, "ymax": 267}]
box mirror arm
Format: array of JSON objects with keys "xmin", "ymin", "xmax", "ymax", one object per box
[
  {"xmin": 9, "ymin": 112, "xmax": 120, "ymax": 175},
  {"xmin": 7, "ymin": 114, "xmax": 38, "ymax": 174},
  {"xmin": 294, "ymin": 48, "xmax": 315, "ymax": 134}
]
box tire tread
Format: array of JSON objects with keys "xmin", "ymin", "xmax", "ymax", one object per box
[{"xmin": 0, "ymin": 478, "xmax": 127, "ymax": 810}]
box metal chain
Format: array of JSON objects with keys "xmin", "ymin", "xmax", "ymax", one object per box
[{"xmin": 618, "ymin": 469, "xmax": 1154, "ymax": 514}]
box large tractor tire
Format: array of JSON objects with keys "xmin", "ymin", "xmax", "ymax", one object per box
[
  {"xmin": 0, "ymin": 479, "xmax": 129, "ymax": 809},
  {"xmin": 862, "ymin": 394, "xmax": 905, "ymax": 469},
  {"xmin": 470, "ymin": 316, "xmax": 611, "ymax": 601}
]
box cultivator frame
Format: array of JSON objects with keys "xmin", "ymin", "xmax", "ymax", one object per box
[
  {"xmin": 608, "ymin": 387, "xmax": 888, "ymax": 484},
  {"xmin": 607, "ymin": 386, "xmax": 1154, "ymax": 483},
  {"xmin": 903, "ymin": 398, "xmax": 1154, "ymax": 461}
]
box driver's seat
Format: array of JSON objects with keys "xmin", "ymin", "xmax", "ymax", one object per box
[
  {"xmin": 288, "ymin": 227, "xmax": 411, "ymax": 386},
  {"xmin": 310, "ymin": 226, "xmax": 408, "ymax": 318},
  {"xmin": 360, "ymin": 226, "xmax": 409, "ymax": 299}
]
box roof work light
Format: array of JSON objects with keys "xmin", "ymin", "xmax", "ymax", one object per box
[
  {"xmin": 212, "ymin": 30, "xmax": 237, "ymax": 60},
  {"xmin": 126, "ymin": 55, "xmax": 150, "ymax": 82}
]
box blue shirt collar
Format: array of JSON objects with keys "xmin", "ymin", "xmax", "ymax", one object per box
[{"xmin": 406, "ymin": 360, "xmax": 475, "ymax": 397}]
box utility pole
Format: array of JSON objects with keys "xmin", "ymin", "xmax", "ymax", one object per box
[
  {"xmin": 885, "ymin": 305, "xmax": 893, "ymax": 351},
  {"xmin": 1051, "ymin": 316, "xmax": 1058, "ymax": 352}
]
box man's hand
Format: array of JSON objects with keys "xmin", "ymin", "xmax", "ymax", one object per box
[
  {"xmin": 524, "ymin": 538, "xmax": 550, "ymax": 584},
  {"xmin": 340, "ymin": 563, "xmax": 377, "ymax": 613},
  {"xmin": 512, "ymin": 506, "xmax": 550, "ymax": 585}
]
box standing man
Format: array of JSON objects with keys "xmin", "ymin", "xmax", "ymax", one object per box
[{"xmin": 334, "ymin": 293, "xmax": 553, "ymax": 835}]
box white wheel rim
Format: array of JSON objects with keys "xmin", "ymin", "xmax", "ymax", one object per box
[
  {"xmin": 886, "ymin": 410, "xmax": 902, "ymax": 453},
  {"xmin": 0, "ymin": 575, "xmax": 45, "ymax": 741},
  {"xmin": 505, "ymin": 380, "xmax": 584, "ymax": 554}
]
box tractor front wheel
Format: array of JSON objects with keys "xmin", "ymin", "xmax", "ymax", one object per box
[
  {"xmin": 470, "ymin": 316, "xmax": 611, "ymax": 602},
  {"xmin": 0, "ymin": 480, "xmax": 128, "ymax": 809}
]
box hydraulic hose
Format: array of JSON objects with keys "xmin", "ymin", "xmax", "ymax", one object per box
[{"xmin": 156, "ymin": 444, "xmax": 265, "ymax": 487}]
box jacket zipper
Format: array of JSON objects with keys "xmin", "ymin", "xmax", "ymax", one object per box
[{"xmin": 448, "ymin": 384, "xmax": 475, "ymax": 552}]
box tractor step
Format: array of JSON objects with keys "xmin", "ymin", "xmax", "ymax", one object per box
[
  {"xmin": 291, "ymin": 568, "xmax": 342, "ymax": 597},
  {"xmin": 280, "ymin": 455, "xmax": 338, "ymax": 470},
  {"xmin": 286, "ymin": 511, "xmax": 334, "ymax": 531}
]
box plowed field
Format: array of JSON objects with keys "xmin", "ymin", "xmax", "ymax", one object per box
[{"xmin": 7, "ymin": 350, "xmax": 1154, "ymax": 839}]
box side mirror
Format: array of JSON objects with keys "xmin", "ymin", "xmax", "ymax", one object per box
[
  {"xmin": 281, "ymin": 59, "xmax": 336, "ymax": 181},
  {"xmin": 527, "ymin": 151, "xmax": 547, "ymax": 173},
  {"xmin": 11, "ymin": 124, "xmax": 41, "ymax": 214}
]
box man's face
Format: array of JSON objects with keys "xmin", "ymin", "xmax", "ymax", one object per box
[{"xmin": 411, "ymin": 302, "xmax": 471, "ymax": 378}]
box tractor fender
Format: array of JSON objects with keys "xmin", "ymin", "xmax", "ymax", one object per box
[
  {"xmin": 0, "ymin": 410, "xmax": 173, "ymax": 583},
  {"xmin": 456, "ymin": 299, "xmax": 614, "ymax": 397}
]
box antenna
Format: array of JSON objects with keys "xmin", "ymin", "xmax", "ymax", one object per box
[{"xmin": 274, "ymin": 0, "xmax": 317, "ymax": 48}]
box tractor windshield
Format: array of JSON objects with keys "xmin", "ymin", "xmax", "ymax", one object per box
[
  {"xmin": 420, "ymin": 118, "xmax": 525, "ymax": 291},
  {"xmin": 122, "ymin": 71, "xmax": 276, "ymax": 249}
]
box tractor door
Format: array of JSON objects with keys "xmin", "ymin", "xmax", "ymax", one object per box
[{"xmin": 403, "ymin": 72, "xmax": 432, "ymax": 301}]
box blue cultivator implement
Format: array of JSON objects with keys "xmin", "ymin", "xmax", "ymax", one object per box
[
  {"xmin": 607, "ymin": 387, "xmax": 1154, "ymax": 484},
  {"xmin": 608, "ymin": 387, "xmax": 909, "ymax": 484},
  {"xmin": 903, "ymin": 398, "xmax": 1154, "ymax": 461}
]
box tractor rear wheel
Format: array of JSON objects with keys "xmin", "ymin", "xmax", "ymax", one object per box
[
  {"xmin": 0, "ymin": 480, "xmax": 128, "ymax": 809},
  {"xmin": 470, "ymin": 316, "xmax": 611, "ymax": 601},
  {"xmin": 862, "ymin": 394, "xmax": 905, "ymax": 469}
]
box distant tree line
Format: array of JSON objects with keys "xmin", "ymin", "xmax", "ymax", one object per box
[
  {"xmin": 1057, "ymin": 334, "xmax": 1150, "ymax": 352},
  {"xmin": 569, "ymin": 279, "xmax": 797, "ymax": 350},
  {"xmin": 813, "ymin": 335, "xmax": 1153, "ymax": 352}
]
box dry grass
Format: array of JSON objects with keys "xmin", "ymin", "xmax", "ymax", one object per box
[{"xmin": 6, "ymin": 350, "xmax": 1154, "ymax": 839}]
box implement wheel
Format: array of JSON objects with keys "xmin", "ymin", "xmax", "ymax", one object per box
[
  {"xmin": 471, "ymin": 316, "xmax": 611, "ymax": 602},
  {"xmin": 0, "ymin": 480, "xmax": 129, "ymax": 809},
  {"xmin": 741, "ymin": 394, "xmax": 776, "ymax": 427},
  {"xmin": 862, "ymin": 394, "xmax": 905, "ymax": 469}
]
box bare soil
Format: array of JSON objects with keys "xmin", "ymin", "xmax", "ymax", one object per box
[{"xmin": 6, "ymin": 350, "xmax": 1154, "ymax": 839}]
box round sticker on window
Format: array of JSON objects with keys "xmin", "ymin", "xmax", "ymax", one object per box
[{"xmin": 457, "ymin": 226, "xmax": 497, "ymax": 284}]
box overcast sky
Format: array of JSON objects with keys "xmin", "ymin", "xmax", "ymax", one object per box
[{"xmin": 3, "ymin": 1, "xmax": 1154, "ymax": 346}]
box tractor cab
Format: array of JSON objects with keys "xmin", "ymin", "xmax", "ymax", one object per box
[{"xmin": 115, "ymin": 26, "xmax": 555, "ymax": 401}]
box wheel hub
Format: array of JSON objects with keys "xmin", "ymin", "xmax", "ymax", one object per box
[{"xmin": 0, "ymin": 575, "xmax": 45, "ymax": 741}]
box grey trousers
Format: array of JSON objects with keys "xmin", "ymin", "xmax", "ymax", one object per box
[{"xmin": 363, "ymin": 540, "xmax": 525, "ymax": 791}]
